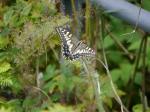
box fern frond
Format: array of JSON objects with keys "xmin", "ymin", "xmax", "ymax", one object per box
[
  {"xmin": 0, "ymin": 72, "xmax": 13, "ymax": 87},
  {"xmin": 0, "ymin": 62, "xmax": 11, "ymax": 73}
]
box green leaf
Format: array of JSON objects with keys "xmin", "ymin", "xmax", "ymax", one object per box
[
  {"xmin": 22, "ymin": 97, "xmax": 38, "ymax": 109},
  {"xmin": 128, "ymin": 40, "xmax": 140, "ymax": 50},
  {"xmin": 120, "ymin": 63, "xmax": 132, "ymax": 85},
  {"xmin": 100, "ymin": 76, "xmax": 114, "ymax": 97},
  {"xmin": 110, "ymin": 16, "xmax": 124, "ymax": 34},
  {"xmin": 0, "ymin": 72, "xmax": 13, "ymax": 87},
  {"xmin": 0, "ymin": 62, "xmax": 11, "ymax": 73},
  {"xmin": 3, "ymin": 10, "xmax": 14, "ymax": 25},
  {"xmin": 51, "ymin": 93, "xmax": 61, "ymax": 102},
  {"xmin": 21, "ymin": 4, "xmax": 32, "ymax": 16},
  {"xmin": 134, "ymin": 72, "xmax": 142, "ymax": 85},
  {"xmin": 111, "ymin": 69, "xmax": 121, "ymax": 82},
  {"xmin": 132, "ymin": 104, "xmax": 150, "ymax": 112},
  {"xmin": 0, "ymin": 107, "xmax": 12, "ymax": 112},
  {"xmin": 143, "ymin": 0, "xmax": 150, "ymax": 11},
  {"xmin": 104, "ymin": 35, "xmax": 114, "ymax": 48},
  {"xmin": 43, "ymin": 65, "xmax": 58, "ymax": 81},
  {"xmin": 103, "ymin": 96, "xmax": 112, "ymax": 108},
  {"xmin": 48, "ymin": 103, "xmax": 76, "ymax": 112},
  {"xmin": 107, "ymin": 51, "xmax": 124, "ymax": 64},
  {"xmin": 43, "ymin": 80, "xmax": 57, "ymax": 93},
  {"xmin": 0, "ymin": 27, "xmax": 10, "ymax": 36},
  {"xmin": 0, "ymin": 36, "xmax": 9, "ymax": 49},
  {"xmin": 7, "ymin": 99, "xmax": 23, "ymax": 112}
]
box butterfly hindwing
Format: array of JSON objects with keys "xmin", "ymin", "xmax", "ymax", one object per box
[
  {"xmin": 73, "ymin": 42, "xmax": 95, "ymax": 58},
  {"xmin": 56, "ymin": 25, "xmax": 95, "ymax": 60}
]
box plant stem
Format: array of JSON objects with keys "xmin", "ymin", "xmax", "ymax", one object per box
[
  {"xmin": 71, "ymin": 0, "xmax": 78, "ymax": 32},
  {"xmin": 126, "ymin": 33, "xmax": 145, "ymax": 108},
  {"xmin": 142, "ymin": 34, "xmax": 148, "ymax": 112},
  {"xmin": 85, "ymin": 0, "xmax": 91, "ymax": 40},
  {"xmin": 105, "ymin": 27, "xmax": 133, "ymax": 60},
  {"xmin": 82, "ymin": 60, "xmax": 105, "ymax": 112},
  {"xmin": 98, "ymin": 10, "xmax": 126, "ymax": 112},
  {"xmin": 36, "ymin": 57, "xmax": 40, "ymax": 88}
]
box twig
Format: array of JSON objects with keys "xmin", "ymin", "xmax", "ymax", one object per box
[
  {"xmin": 99, "ymin": 16, "xmax": 126, "ymax": 112},
  {"xmin": 42, "ymin": 38, "xmax": 48, "ymax": 66},
  {"xmin": 96, "ymin": 58, "xmax": 129, "ymax": 112},
  {"xmin": 105, "ymin": 27, "xmax": 133, "ymax": 60},
  {"xmin": 142, "ymin": 33, "xmax": 148, "ymax": 112},
  {"xmin": 48, "ymin": 41, "xmax": 59, "ymax": 61},
  {"xmin": 126, "ymin": 33, "xmax": 145, "ymax": 108},
  {"xmin": 71, "ymin": 0, "xmax": 78, "ymax": 33},
  {"xmin": 85, "ymin": 0, "xmax": 91, "ymax": 40},
  {"xmin": 36, "ymin": 57, "xmax": 40, "ymax": 88}
]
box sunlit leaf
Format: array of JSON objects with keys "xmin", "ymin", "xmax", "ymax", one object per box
[
  {"xmin": 0, "ymin": 62, "xmax": 11, "ymax": 73},
  {"xmin": 48, "ymin": 103, "xmax": 78, "ymax": 112},
  {"xmin": 128, "ymin": 40, "xmax": 140, "ymax": 50},
  {"xmin": 0, "ymin": 107, "xmax": 12, "ymax": 112},
  {"xmin": 132, "ymin": 104, "xmax": 150, "ymax": 112}
]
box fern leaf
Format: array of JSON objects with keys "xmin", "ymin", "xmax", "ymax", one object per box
[
  {"xmin": 0, "ymin": 62, "xmax": 11, "ymax": 73},
  {"xmin": 0, "ymin": 72, "xmax": 13, "ymax": 87}
]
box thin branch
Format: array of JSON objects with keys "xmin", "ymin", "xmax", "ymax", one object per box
[
  {"xmin": 99, "ymin": 16, "xmax": 127, "ymax": 112},
  {"xmin": 36, "ymin": 57, "xmax": 40, "ymax": 88},
  {"xmin": 85, "ymin": 0, "xmax": 92, "ymax": 41},
  {"xmin": 142, "ymin": 33, "xmax": 148, "ymax": 112},
  {"xmin": 126, "ymin": 33, "xmax": 146, "ymax": 108},
  {"xmin": 96, "ymin": 57, "xmax": 129, "ymax": 112},
  {"xmin": 71, "ymin": 0, "xmax": 78, "ymax": 33},
  {"xmin": 105, "ymin": 27, "xmax": 133, "ymax": 60}
]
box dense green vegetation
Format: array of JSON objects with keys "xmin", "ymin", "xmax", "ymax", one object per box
[{"xmin": 0, "ymin": 0, "xmax": 150, "ymax": 112}]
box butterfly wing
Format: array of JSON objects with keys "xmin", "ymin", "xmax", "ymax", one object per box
[
  {"xmin": 56, "ymin": 25, "xmax": 95, "ymax": 60},
  {"xmin": 56, "ymin": 26, "xmax": 80, "ymax": 60},
  {"xmin": 72, "ymin": 41, "xmax": 95, "ymax": 59}
]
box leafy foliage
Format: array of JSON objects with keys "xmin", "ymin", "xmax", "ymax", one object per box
[
  {"xmin": 0, "ymin": 0, "xmax": 150, "ymax": 112},
  {"xmin": 47, "ymin": 103, "xmax": 81, "ymax": 112}
]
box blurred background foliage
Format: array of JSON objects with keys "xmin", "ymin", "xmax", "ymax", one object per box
[{"xmin": 0, "ymin": 0, "xmax": 150, "ymax": 112}]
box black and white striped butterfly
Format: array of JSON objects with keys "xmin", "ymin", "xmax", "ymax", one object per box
[{"xmin": 56, "ymin": 25, "xmax": 95, "ymax": 60}]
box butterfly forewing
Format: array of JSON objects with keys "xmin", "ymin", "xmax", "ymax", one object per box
[
  {"xmin": 56, "ymin": 27, "xmax": 79, "ymax": 52},
  {"xmin": 56, "ymin": 25, "xmax": 95, "ymax": 60}
]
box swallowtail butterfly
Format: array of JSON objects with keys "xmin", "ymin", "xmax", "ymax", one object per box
[{"xmin": 56, "ymin": 25, "xmax": 95, "ymax": 60}]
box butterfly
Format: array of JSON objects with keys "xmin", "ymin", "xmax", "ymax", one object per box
[{"xmin": 56, "ymin": 25, "xmax": 95, "ymax": 61}]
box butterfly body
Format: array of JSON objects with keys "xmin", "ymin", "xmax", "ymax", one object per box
[{"xmin": 56, "ymin": 25, "xmax": 95, "ymax": 60}]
